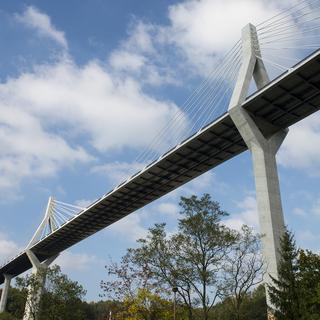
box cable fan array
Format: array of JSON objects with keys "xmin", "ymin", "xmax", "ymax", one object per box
[
  {"xmin": 135, "ymin": 41, "xmax": 243, "ymax": 164},
  {"xmin": 135, "ymin": 0, "xmax": 320, "ymax": 167},
  {"xmin": 28, "ymin": 198, "xmax": 85, "ymax": 245},
  {"xmin": 257, "ymin": 0, "xmax": 320, "ymax": 73},
  {"xmin": 25, "ymin": 0, "xmax": 320, "ymax": 250}
]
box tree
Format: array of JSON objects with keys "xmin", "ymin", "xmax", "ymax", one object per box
[
  {"xmin": 221, "ymin": 225, "xmax": 265, "ymax": 320},
  {"xmin": 84, "ymin": 300, "xmax": 123, "ymax": 320},
  {"xmin": 41, "ymin": 265, "xmax": 86, "ymax": 320},
  {"xmin": 15, "ymin": 265, "xmax": 87, "ymax": 320},
  {"xmin": 132, "ymin": 223, "xmax": 195, "ymax": 320},
  {"xmin": 15, "ymin": 268, "xmax": 47, "ymax": 320},
  {"xmin": 268, "ymin": 229, "xmax": 301, "ymax": 320},
  {"xmin": 101, "ymin": 194, "xmax": 269, "ymax": 320},
  {"xmin": 172, "ymin": 194, "xmax": 236, "ymax": 320},
  {"xmin": 115, "ymin": 288, "xmax": 172, "ymax": 320},
  {"xmin": 243, "ymin": 285, "xmax": 267, "ymax": 320},
  {"xmin": 111, "ymin": 194, "xmax": 236, "ymax": 320},
  {"xmin": 0, "ymin": 312, "xmax": 17, "ymax": 320},
  {"xmin": 6, "ymin": 287, "xmax": 26, "ymax": 320},
  {"xmin": 298, "ymin": 249, "xmax": 320, "ymax": 319},
  {"xmin": 212, "ymin": 285, "xmax": 267, "ymax": 320},
  {"xmin": 101, "ymin": 250, "xmax": 155, "ymax": 301}
]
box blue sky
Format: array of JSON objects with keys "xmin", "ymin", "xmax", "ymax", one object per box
[{"xmin": 0, "ymin": 0, "xmax": 320, "ymax": 301}]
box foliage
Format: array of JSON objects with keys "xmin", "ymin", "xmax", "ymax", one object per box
[
  {"xmin": 268, "ymin": 229, "xmax": 320, "ymax": 320},
  {"xmin": 14, "ymin": 265, "xmax": 87, "ymax": 320},
  {"xmin": 84, "ymin": 300, "xmax": 123, "ymax": 320},
  {"xmin": 268, "ymin": 229, "xmax": 301, "ymax": 319},
  {"xmin": 243, "ymin": 285, "xmax": 267, "ymax": 320},
  {"xmin": 102, "ymin": 194, "xmax": 264, "ymax": 320},
  {"xmin": 221, "ymin": 225, "xmax": 265, "ymax": 320},
  {"xmin": 298, "ymin": 249, "xmax": 320, "ymax": 319},
  {"xmin": 15, "ymin": 267, "xmax": 47, "ymax": 320},
  {"xmin": 212, "ymin": 285, "xmax": 267, "ymax": 320},
  {"xmin": 128, "ymin": 194, "xmax": 238, "ymax": 320},
  {"xmin": 40, "ymin": 265, "xmax": 87, "ymax": 320},
  {"xmin": 6, "ymin": 287, "xmax": 26, "ymax": 319},
  {"xmin": 0, "ymin": 312, "xmax": 17, "ymax": 320},
  {"xmin": 171, "ymin": 194, "xmax": 236, "ymax": 320},
  {"xmin": 101, "ymin": 250, "xmax": 155, "ymax": 301},
  {"xmin": 115, "ymin": 288, "xmax": 172, "ymax": 320}
]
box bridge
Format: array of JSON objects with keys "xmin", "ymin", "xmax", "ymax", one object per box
[{"xmin": 1, "ymin": 1, "xmax": 320, "ymax": 318}]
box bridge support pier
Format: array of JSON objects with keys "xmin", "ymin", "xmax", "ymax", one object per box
[
  {"xmin": 229, "ymin": 107, "xmax": 287, "ymax": 307},
  {"xmin": 228, "ymin": 23, "xmax": 287, "ymax": 315},
  {"xmin": 0, "ymin": 274, "xmax": 13, "ymax": 313},
  {"xmin": 23, "ymin": 250, "xmax": 58, "ymax": 320}
]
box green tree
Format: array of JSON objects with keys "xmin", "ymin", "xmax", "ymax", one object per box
[
  {"xmin": 0, "ymin": 312, "xmax": 17, "ymax": 320},
  {"xmin": 6, "ymin": 287, "xmax": 26, "ymax": 319},
  {"xmin": 101, "ymin": 250, "xmax": 155, "ymax": 301},
  {"xmin": 16, "ymin": 268, "xmax": 47, "ymax": 320},
  {"xmin": 109, "ymin": 194, "xmax": 236, "ymax": 320},
  {"xmin": 116, "ymin": 288, "xmax": 172, "ymax": 320},
  {"xmin": 173, "ymin": 194, "xmax": 236, "ymax": 320},
  {"xmin": 243, "ymin": 285, "xmax": 267, "ymax": 320},
  {"xmin": 15, "ymin": 265, "xmax": 87, "ymax": 320},
  {"xmin": 298, "ymin": 249, "xmax": 320, "ymax": 319},
  {"xmin": 133, "ymin": 223, "xmax": 194, "ymax": 319},
  {"xmin": 212, "ymin": 285, "xmax": 267, "ymax": 320},
  {"xmin": 221, "ymin": 225, "xmax": 264, "ymax": 320},
  {"xmin": 268, "ymin": 229, "xmax": 301, "ymax": 320}
]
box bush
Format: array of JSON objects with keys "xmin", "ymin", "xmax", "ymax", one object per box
[{"xmin": 0, "ymin": 312, "xmax": 17, "ymax": 320}]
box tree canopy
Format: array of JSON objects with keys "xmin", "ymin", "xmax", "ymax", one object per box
[
  {"xmin": 268, "ymin": 229, "xmax": 320, "ymax": 320},
  {"xmin": 102, "ymin": 194, "xmax": 265, "ymax": 320}
]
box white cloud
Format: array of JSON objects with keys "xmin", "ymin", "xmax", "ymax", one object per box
[
  {"xmin": 293, "ymin": 207, "xmax": 307, "ymax": 217},
  {"xmin": 92, "ymin": 161, "xmax": 145, "ymax": 185},
  {"xmin": 177, "ymin": 171, "xmax": 217, "ymax": 197},
  {"xmin": 108, "ymin": 212, "xmax": 148, "ymax": 242},
  {"xmin": 297, "ymin": 230, "xmax": 320, "ymax": 251},
  {"xmin": 0, "ymin": 233, "xmax": 22, "ymax": 265},
  {"xmin": 278, "ymin": 113, "xmax": 320, "ymax": 172},
  {"xmin": 0, "ymin": 57, "xmax": 184, "ymax": 195},
  {"xmin": 223, "ymin": 195, "xmax": 259, "ymax": 231},
  {"xmin": 156, "ymin": 202, "xmax": 179, "ymax": 218},
  {"xmin": 0, "ymin": 95, "xmax": 91, "ymax": 194},
  {"xmin": 162, "ymin": 0, "xmax": 282, "ymax": 73},
  {"xmin": 74, "ymin": 199, "xmax": 96, "ymax": 209},
  {"xmin": 109, "ymin": 51, "xmax": 146, "ymax": 72},
  {"xmin": 109, "ymin": 22, "xmax": 178, "ymax": 86},
  {"xmin": 56, "ymin": 251, "xmax": 98, "ymax": 271},
  {"xmin": 311, "ymin": 198, "xmax": 320, "ymax": 217},
  {"xmin": 15, "ymin": 6, "xmax": 68, "ymax": 49},
  {"xmin": 110, "ymin": 0, "xmax": 317, "ymax": 81},
  {"xmin": 1, "ymin": 59, "xmax": 181, "ymax": 152}
]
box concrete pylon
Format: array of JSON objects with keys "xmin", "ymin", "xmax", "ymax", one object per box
[
  {"xmin": 228, "ymin": 23, "xmax": 287, "ymax": 312},
  {"xmin": 23, "ymin": 250, "xmax": 58, "ymax": 320},
  {"xmin": 0, "ymin": 273, "xmax": 13, "ymax": 313}
]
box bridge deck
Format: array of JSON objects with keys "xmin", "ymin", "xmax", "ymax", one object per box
[{"xmin": 1, "ymin": 49, "xmax": 320, "ymax": 284}]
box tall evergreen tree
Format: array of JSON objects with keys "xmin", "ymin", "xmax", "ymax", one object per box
[
  {"xmin": 298, "ymin": 249, "xmax": 320, "ymax": 319},
  {"xmin": 268, "ymin": 229, "xmax": 301, "ymax": 320}
]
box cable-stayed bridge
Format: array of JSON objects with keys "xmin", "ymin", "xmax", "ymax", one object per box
[
  {"xmin": 1, "ymin": 49, "xmax": 320, "ymax": 282},
  {"xmin": 1, "ymin": 0, "xmax": 320, "ymax": 318}
]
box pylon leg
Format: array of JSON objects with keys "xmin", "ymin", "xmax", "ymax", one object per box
[
  {"xmin": 23, "ymin": 251, "xmax": 58, "ymax": 320},
  {"xmin": 0, "ymin": 274, "xmax": 13, "ymax": 313}
]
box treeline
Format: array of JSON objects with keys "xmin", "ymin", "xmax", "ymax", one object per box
[
  {"xmin": 0, "ymin": 284, "xmax": 267, "ymax": 320},
  {"xmin": 100, "ymin": 194, "xmax": 266, "ymax": 320},
  {"xmin": 1, "ymin": 194, "xmax": 320, "ymax": 320}
]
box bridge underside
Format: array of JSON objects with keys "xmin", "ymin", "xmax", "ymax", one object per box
[{"xmin": 1, "ymin": 49, "xmax": 320, "ymax": 284}]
